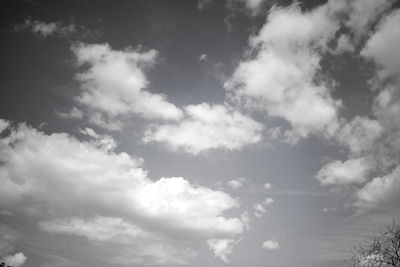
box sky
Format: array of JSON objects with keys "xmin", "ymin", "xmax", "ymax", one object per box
[{"xmin": 1, "ymin": 0, "xmax": 400, "ymax": 266}]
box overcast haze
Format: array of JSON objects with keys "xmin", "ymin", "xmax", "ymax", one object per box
[{"xmin": 1, "ymin": 0, "xmax": 400, "ymax": 266}]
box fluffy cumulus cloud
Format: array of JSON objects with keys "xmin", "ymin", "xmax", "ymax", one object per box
[
  {"xmin": 253, "ymin": 198, "xmax": 273, "ymax": 218},
  {"xmin": 337, "ymin": 116, "xmax": 383, "ymax": 156},
  {"xmin": 352, "ymin": 8, "xmax": 400, "ymax": 211},
  {"xmin": 1, "ymin": 252, "xmax": 27, "ymax": 267},
  {"xmin": 356, "ymin": 166, "xmax": 400, "ymax": 210},
  {"xmin": 226, "ymin": 177, "xmax": 248, "ymax": 190},
  {"xmin": 144, "ymin": 103, "xmax": 263, "ymax": 154},
  {"xmin": 262, "ymin": 239, "xmax": 280, "ymax": 251},
  {"xmin": 373, "ymin": 85, "xmax": 400, "ymax": 129},
  {"xmin": 361, "ymin": 9, "xmax": 400, "ymax": 78},
  {"xmin": 264, "ymin": 197, "xmax": 274, "ymax": 205},
  {"xmin": 334, "ymin": 34, "xmax": 355, "ymax": 54},
  {"xmin": 316, "ymin": 158, "xmax": 370, "ymax": 186},
  {"xmin": 264, "ymin": 182, "xmax": 272, "ymax": 189},
  {"xmin": 207, "ymin": 239, "xmax": 237, "ymax": 263},
  {"xmin": 253, "ymin": 203, "xmax": 266, "ymax": 218},
  {"xmin": 345, "ymin": 0, "xmax": 395, "ymax": 38},
  {"xmin": 225, "ymin": 2, "xmax": 343, "ymax": 142},
  {"xmin": 0, "ymin": 119, "xmax": 246, "ymax": 264},
  {"xmin": 227, "ymin": 179, "xmax": 243, "ymax": 189},
  {"xmin": 70, "ymin": 43, "xmax": 182, "ymax": 130},
  {"xmin": 311, "ymin": 2, "xmax": 400, "ymax": 214}
]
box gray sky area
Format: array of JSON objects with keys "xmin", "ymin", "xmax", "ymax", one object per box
[{"xmin": 1, "ymin": 0, "xmax": 400, "ymax": 266}]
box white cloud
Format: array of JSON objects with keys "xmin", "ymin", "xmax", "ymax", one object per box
[
  {"xmin": 199, "ymin": 54, "xmax": 207, "ymax": 61},
  {"xmin": 356, "ymin": 165, "xmax": 400, "ymax": 210},
  {"xmin": 40, "ymin": 216, "xmax": 146, "ymax": 243},
  {"xmin": 2, "ymin": 252, "xmax": 27, "ymax": 267},
  {"xmin": 78, "ymin": 127, "xmax": 117, "ymax": 152},
  {"xmin": 262, "ymin": 239, "xmax": 280, "ymax": 251},
  {"xmin": 227, "ymin": 177, "xmax": 248, "ymax": 189},
  {"xmin": 207, "ymin": 239, "xmax": 236, "ymax": 263},
  {"xmin": 253, "ymin": 203, "xmax": 266, "ymax": 218},
  {"xmin": 264, "ymin": 197, "xmax": 274, "ymax": 205},
  {"xmin": 0, "ymin": 119, "xmax": 9, "ymax": 133},
  {"xmin": 322, "ymin": 207, "xmax": 336, "ymax": 213},
  {"xmin": 361, "ymin": 9, "xmax": 400, "ymax": 78},
  {"xmin": 144, "ymin": 103, "xmax": 263, "ymax": 154},
  {"xmin": 197, "ymin": 0, "xmax": 214, "ymax": 10},
  {"xmin": 39, "ymin": 216, "xmax": 195, "ymax": 265},
  {"xmin": 0, "ymin": 226, "xmax": 22, "ymax": 263},
  {"xmin": 334, "ymin": 34, "xmax": 355, "ymax": 54},
  {"xmin": 345, "ymin": 0, "xmax": 395, "ymax": 38},
  {"xmin": 55, "ymin": 107, "xmax": 84, "ymax": 120},
  {"xmin": 27, "ymin": 20, "xmax": 57, "ymax": 36},
  {"xmin": 337, "ymin": 116, "xmax": 383, "ymax": 156},
  {"xmin": 316, "ymin": 158, "xmax": 371, "ymax": 186},
  {"xmin": 373, "ymin": 86, "xmax": 400, "ymax": 128},
  {"xmin": 204, "ymin": 0, "xmax": 266, "ymax": 18},
  {"xmin": 253, "ymin": 198, "xmax": 273, "ymax": 218},
  {"xmin": 70, "ymin": 43, "xmax": 183, "ymax": 130},
  {"xmin": 16, "ymin": 18, "xmax": 76, "ymax": 37},
  {"xmin": 0, "ymin": 120, "xmax": 245, "ymax": 264},
  {"xmin": 240, "ymin": 211, "xmax": 250, "ymax": 230},
  {"xmin": 314, "ymin": 7, "xmax": 400, "ymax": 213},
  {"xmin": 227, "ymin": 179, "xmax": 242, "ymax": 189},
  {"xmin": 225, "ymin": 3, "xmax": 342, "ymax": 142},
  {"xmin": 227, "ymin": 0, "xmax": 266, "ymax": 16},
  {"xmin": 264, "ymin": 183, "xmax": 272, "ymax": 190}
]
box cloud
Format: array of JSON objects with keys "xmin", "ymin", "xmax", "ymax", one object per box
[
  {"xmin": 227, "ymin": 179, "xmax": 242, "ymax": 189},
  {"xmin": 312, "ymin": 4, "xmax": 400, "ymax": 214},
  {"xmin": 199, "ymin": 53, "xmax": 207, "ymax": 61},
  {"xmin": 356, "ymin": 165, "xmax": 400, "ymax": 210},
  {"xmin": 0, "ymin": 120, "xmax": 245, "ymax": 264},
  {"xmin": 225, "ymin": 3, "xmax": 342, "ymax": 142},
  {"xmin": 345, "ymin": 0, "xmax": 395, "ymax": 38},
  {"xmin": 227, "ymin": 177, "xmax": 248, "ymax": 189},
  {"xmin": 262, "ymin": 239, "xmax": 280, "ymax": 251},
  {"xmin": 197, "ymin": 0, "xmax": 214, "ymax": 10},
  {"xmin": 322, "ymin": 207, "xmax": 336, "ymax": 213},
  {"xmin": 253, "ymin": 203, "xmax": 266, "ymax": 218},
  {"xmin": 227, "ymin": 0, "xmax": 267, "ymax": 16},
  {"xmin": 240, "ymin": 212, "xmax": 250, "ymax": 230},
  {"xmin": 2, "ymin": 252, "xmax": 27, "ymax": 267},
  {"xmin": 264, "ymin": 183, "xmax": 272, "ymax": 190},
  {"xmin": 39, "ymin": 216, "xmax": 196, "ymax": 265},
  {"xmin": 316, "ymin": 158, "xmax": 371, "ymax": 186},
  {"xmin": 55, "ymin": 107, "xmax": 84, "ymax": 120},
  {"xmin": 0, "ymin": 225, "xmax": 22, "ymax": 263},
  {"xmin": 334, "ymin": 34, "xmax": 355, "ymax": 54},
  {"xmin": 78, "ymin": 127, "xmax": 117, "ymax": 152},
  {"xmin": 70, "ymin": 43, "xmax": 183, "ymax": 130},
  {"xmin": 337, "ymin": 116, "xmax": 383, "ymax": 156},
  {"xmin": 253, "ymin": 198, "xmax": 273, "ymax": 218},
  {"xmin": 144, "ymin": 103, "xmax": 263, "ymax": 154},
  {"xmin": 373, "ymin": 85, "xmax": 400, "ymax": 129},
  {"xmin": 15, "ymin": 18, "xmax": 76, "ymax": 37},
  {"xmin": 361, "ymin": 9, "xmax": 400, "ymax": 78},
  {"xmin": 264, "ymin": 197, "xmax": 274, "ymax": 205},
  {"xmin": 207, "ymin": 239, "xmax": 236, "ymax": 263},
  {"xmin": 0, "ymin": 119, "xmax": 9, "ymax": 133},
  {"xmin": 39, "ymin": 216, "xmax": 146, "ymax": 243}
]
